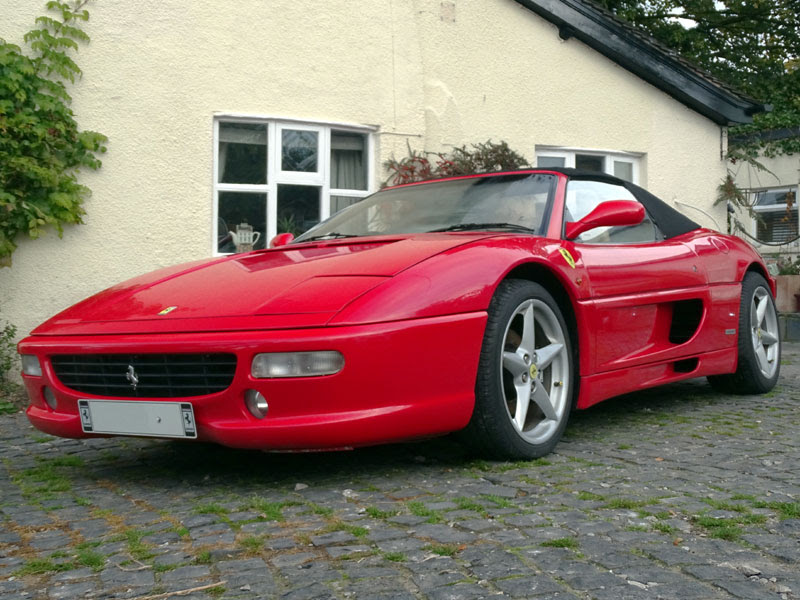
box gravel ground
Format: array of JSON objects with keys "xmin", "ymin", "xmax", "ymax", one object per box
[{"xmin": 1, "ymin": 344, "xmax": 798, "ymax": 600}]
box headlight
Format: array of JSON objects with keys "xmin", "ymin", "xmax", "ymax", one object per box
[
  {"xmin": 251, "ymin": 351, "xmax": 344, "ymax": 378},
  {"xmin": 21, "ymin": 355, "xmax": 42, "ymax": 377}
]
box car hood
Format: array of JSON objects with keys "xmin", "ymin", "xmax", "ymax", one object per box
[{"xmin": 33, "ymin": 235, "xmax": 490, "ymax": 336}]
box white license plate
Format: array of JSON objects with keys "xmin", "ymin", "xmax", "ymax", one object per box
[{"xmin": 78, "ymin": 400, "xmax": 197, "ymax": 438}]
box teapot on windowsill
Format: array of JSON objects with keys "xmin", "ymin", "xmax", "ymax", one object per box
[{"xmin": 230, "ymin": 222, "xmax": 261, "ymax": 252}]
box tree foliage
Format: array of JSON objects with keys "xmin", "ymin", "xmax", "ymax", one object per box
[
  {"xmin": 0, "ymin": 0, "xmax": 106, "ymax": 267},
  {"xmin": 594, "ymin": 0, "xmax": 800, "ymax": 157},
  {"xmin": 383, "ymin": 140, "xmax": 530, "ymax": 186}
]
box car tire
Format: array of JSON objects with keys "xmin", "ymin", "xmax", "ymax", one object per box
[
  {"xmin": 466, "ymin": 279, "xmax": 575, "ymax": 459},
  {"xmin": 708, "ymin": 272, "xmax": 781, "ymax": 394}
]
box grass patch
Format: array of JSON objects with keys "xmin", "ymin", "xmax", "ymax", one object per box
[
  {"xmin": 76, "ymin": 549, "xmax": 105, "ymax": 571},
  {"xmin": 125, "ymin": 529, "xmax": 155, "ymax": 561},
  {"xmin": 692, "ymin": 516, "xmax": 743, "ymax": 541},
  {"xmin": 306, "ymin": 502, "xmax": 334, "ymax": 518},
  {"xmin": 407, "ymin": 501, "xmax": 444, "ymax": 524},
  {"xmin": 604, "ymin": 498, "xmax": 646, "ymax": 510},
  {"xmin": 239, "ymin": 535, "xmax": 264, "ymax": 552},
  {"xmin": 194, "ymin": 503, "xmax": 229, "ymax": 516},
  {"xmin": 366, "ymin": 506, "xmax": 396, "ymax": 519},
  {"xmin": 752, "ymin": 501, "xmax": 800, "ymax": 520},
  {"xmin": 702, "ymin": 498, "xmax": 749, "ymax": 513},
  {"xmin": 195, "ymin": 550, "xmax": 213, "ymax": 564},
  {"xmin": 0, "ymin": 401, "xmax": 18, "ymax": 415},
  {"xmin": 616, "ymin": 444, "xmax": 632, "ymax": 450},
  {"xmin": 455, "ymin": 497, "xmax": 486, "ymax": 514},
  {"xmin": 652, "ymin": 522, "xmax": 676, "ymax": 534},
  {"xmin": 577, "ymin": 491, "xmax": 605, "ymax": 502},
  {"xmin": 383, "ymin": 552, "xmax": 406, "ymax": 562},
  {"xmin": 11, "ymin": 456, "xmax": 84, "ymax": 499},
  {"xmin": 240, "ymin": 497, "xmax": 293, "ymax": 521},
  {"xmin": 483, "ymin": 494, "xmax": 514, "ymax": 509},
  {"xmin": 540, "ymin": 537, "xmax": 579, "ymax": 549},
  {"xmin": 207, "ymin": 585, "xmax": 226, "ymax": 598},
  {"xmin": 425, "ymin": 544, "xmax": 459, "ymax": 557},
  {"xmin": 14, "ymin": 558, "xmax": 72, "ymax": 576}
]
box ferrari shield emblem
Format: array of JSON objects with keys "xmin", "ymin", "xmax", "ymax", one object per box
[
  {"xmin": 559, "ymin": 248, "xmax": 576, "ymax": 269},
  {"xmin": 157, "ymin": 306, "xmax": 178, "ymax": 315}
]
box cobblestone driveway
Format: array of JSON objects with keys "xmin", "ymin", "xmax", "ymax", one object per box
[{"xmin": 1, "ymin": 345, "xmax": 798, "ymax": 600}]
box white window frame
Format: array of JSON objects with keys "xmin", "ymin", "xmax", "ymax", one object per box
[
  {"xmin": 213, "ymin": 115, "xmax": 376, "ymax": 254},
  {"xmin": 750, "ymin": 185, "xmax": 799, "ymax": 244},
  {"xmin": 535, "ymin": 146, "xmax": 642, "ymax": 184}
]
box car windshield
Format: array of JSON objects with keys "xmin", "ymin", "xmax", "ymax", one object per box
[{"xmin": 294, "ymin": 173, "xmax": 556, "ymax": 242}]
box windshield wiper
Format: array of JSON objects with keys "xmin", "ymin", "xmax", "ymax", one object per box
[
  {"xmin": 428, "ymin": 222, "xmax": 537, "ymax": 234},
  {"xmin": 299, "ymin": 232, "xmax": 359, "ymax": 242}
]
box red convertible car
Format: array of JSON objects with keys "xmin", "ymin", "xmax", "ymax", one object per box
[{"xmin": 18, "ymin": 169, "xmax": 781, "ymax": 458}]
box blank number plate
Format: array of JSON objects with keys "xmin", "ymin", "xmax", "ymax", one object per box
[{"xmin": 78, "ymin": 400, "xmax": 197, "ymax": 438}]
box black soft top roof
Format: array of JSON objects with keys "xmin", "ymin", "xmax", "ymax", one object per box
[{"xmin": 540, "ymin": 167, "xmax": 701, "ymax": 239}]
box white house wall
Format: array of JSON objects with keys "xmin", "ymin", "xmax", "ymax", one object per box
[{"xmin": 1, "ymin": 0, "xmax": 727, "ymax": 341}]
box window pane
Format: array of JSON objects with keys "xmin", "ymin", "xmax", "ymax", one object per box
[
  {"xmin": 757, "ymin": 208, "xmax": 799, "ymax": 243},
  {"xmin": 278, "ymin": 184, "xmax": 320, "ymax": 236},
  {"xmin": 282, "ymin": 129, "xmax": 318, "ymax": 172},
  {"xmin": 565, "ymin": 180, "xmax": 657, "ymax": 243},
  {"xmin": 575, "ymin": 154, "xmax": 605, "ymax": 172},
  {"xmin": 537, "ymin": 156, "xmax": 565, "ymax": 168},
  {"xmin": 613, "ymin": 160, "xmax": 633, "ymax": 182},
  {"xmin": 755, "ymin": 189, "xmax": 793, "ymax": 207},
  {"xmin": 218, "ymin": 123, "xmax": 267, "ymax": 184},
  {"xmin": 218, "ymin": 192, "xmax": 267, "ymax": 252},
  {"xmin": 331, "ymin": 131, "xmax": 367, "ymax": 190},
  {"xmin": 330, "ymin": 195, "xmax": 362, "ymax": 214}
]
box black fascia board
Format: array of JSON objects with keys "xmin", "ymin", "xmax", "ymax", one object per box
[{"xmin": 513, "ymin": 0, "xmax": 767, "ymax": 125}]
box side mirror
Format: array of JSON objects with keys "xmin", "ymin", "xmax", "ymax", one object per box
[
  {"xmin": 269, "ymin": 232, "xmax": 295, "ymax": 248},
  {"xmin": 565, "ymin": 200, "xmax": 645, "ymax": 240}
]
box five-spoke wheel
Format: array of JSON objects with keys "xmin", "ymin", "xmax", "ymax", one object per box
[{"xmin": 467, "ymin": 279, "xmax": 574, "ymax": 458}]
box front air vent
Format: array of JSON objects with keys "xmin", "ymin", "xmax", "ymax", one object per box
[{"xmin": 51, "ymin": 353, "xmax": 237, "ymax": 398}]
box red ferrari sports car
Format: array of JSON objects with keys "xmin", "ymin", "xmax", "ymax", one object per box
[{"xmin": 18, "ymin": 168, "xmax": 781, "ymax": 458}]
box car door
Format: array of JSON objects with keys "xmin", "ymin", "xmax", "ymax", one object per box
[{"xmin": 562, "ymin": 178, "xmax": 710, "ymax": 374}]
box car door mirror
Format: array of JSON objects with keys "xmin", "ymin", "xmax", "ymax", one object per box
[
  {"xmin": 269, "ymin": 232, "xmax": 295, "ymax": 248},
  {"xmin": 565, "ymin": 200, "xmax": 645, "ymax": 240}
]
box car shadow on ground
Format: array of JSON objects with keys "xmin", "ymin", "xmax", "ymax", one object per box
[{"xmin": 77, "ymin": 377, "xmax": 733, "ymax": 492}]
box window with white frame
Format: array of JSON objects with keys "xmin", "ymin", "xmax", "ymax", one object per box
[
  {"xmin": 752, "ymin": 187, "xmax": 798, "ymax": 244},
  {"xmin": 535, "ymin": 147, "xmax": 641, "ymax": 184},
  {"xmin": 214, "ymin": 118, "xmax": 374, "ymax": 253}
]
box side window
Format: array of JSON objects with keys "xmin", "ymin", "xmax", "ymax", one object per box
[{"xmin": 565, "ymin": 180, "xmax": 661, "ymax": 244}]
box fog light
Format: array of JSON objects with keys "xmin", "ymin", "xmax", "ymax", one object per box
[
  {"xmin": 251, "ymin": 351, "xmax": 344, "ymax": 378},
  {"xmin": 245, "ymin": 390, "xmax": 269, "ymax": 419},
  {"xmin": 21, "ymin": 355, "xmax": 42, "ymax": 377},
  {"xmin": 43, "ymin": 387, "xmax": 57, "ymax": 410}
]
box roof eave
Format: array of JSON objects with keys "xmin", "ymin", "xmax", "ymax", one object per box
[{"xmin": 513, "ymin": 0, "xmax": 767, "ymax": 125}]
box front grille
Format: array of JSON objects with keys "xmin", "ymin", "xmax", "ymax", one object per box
[{"xmin": 50, "ymin": 353, "xmax": 237, "ymax": 398}]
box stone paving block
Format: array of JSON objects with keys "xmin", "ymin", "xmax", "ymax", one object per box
[
  {"xmin": 310, "ymin": 530, "xmax": 356, "ymax": 546},
  {"xmin": 410, "ymin": 523, "xmax": 476, "ymax": 543},
  {"xmin": 47, "ymin": 581, "xmax": 97, "ymax": 599},
  {"xmin": 493, "ymin": 575, "xmax": 565, "ymax": 597},
  {"xmin": 99, "ymin": 566, "xmax": 155, "ymax": 588}
]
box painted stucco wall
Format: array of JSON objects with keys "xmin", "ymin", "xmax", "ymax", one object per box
[{"xmin": 1, "ymin": 0, "xmax": 728, "ymax": 343}]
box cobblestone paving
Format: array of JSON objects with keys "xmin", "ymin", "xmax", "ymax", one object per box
[{"xmin": 1, "ymin": 345, "xmax": 798, "ymax": 600}]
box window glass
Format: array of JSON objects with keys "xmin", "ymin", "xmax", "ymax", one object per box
[
  {"xmin": 575, "ymin": 154, "xmax": 604, "ymax": 172},
  {"xmin": 565, "ymin": 180, "xmax": 658, "ymax": 244},
  {"xmin": 330, "ymin": 195, "xmax": 362, "ymax": 214},
  {"xmin": 218, "ymin": 123, "xmax": 267, "ymax": 184},
  {"xmin": 282, "ymin": 129, "xmax": 318, "ymax": 172},
  {"xmin": 753, "ymin": 188, "xmax": 798, "ymax": 243},
  {"xmin": 218, "ymin": 192, "xmax": 267, "ymax": 252},
  {"xmin": 613, "ymin": 160, "xmax": 633, "ymax": 182},
  {"xmin": 537, "ymin": 156, "xmax": 566, "ymax": 168},
  {"xmin": 331, "ymin": 131, "xmax": 367, "ymax": 190},
  {"xmin": 278, "ymin": 184, "xmax": 321, "ymax": 236}
]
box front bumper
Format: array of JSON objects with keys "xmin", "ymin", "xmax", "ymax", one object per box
[{"xmin": 19, "ymin": 313, "xmax": 486, "ymax": 450}]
